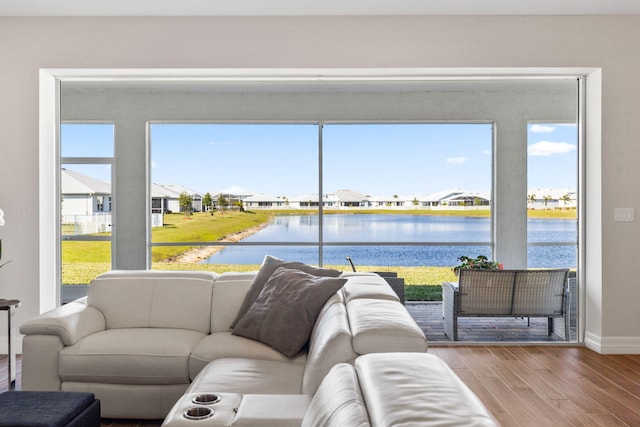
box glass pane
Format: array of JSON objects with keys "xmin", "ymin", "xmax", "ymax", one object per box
[
  {"xmin": 527, "ymin": 123, "xmax": 578, "ymax": 269},
  {"xmin": 61, "ymin": 123, "xmax": 114, "ymax": 157},
  {"xmin": 61, "ymin": 164, "xmax": 112, "ymax": 236},
  {"xmin": 322, "ymin": 123, "xmax": 493, "ymax": 250},
  {"xmin": 150, "ymin": 123, "xmax": 318, "ymax": 268},
  {"xmin": 62, "ymin": 241, "xmax": 111, "ymax": 286},
  {"xmin": 61, "ymin": 164, "xmax": 112, "ymax": 291},
  {"xmin": 152, "ymin": 244, "xmax": 320, "ymax": 271}
]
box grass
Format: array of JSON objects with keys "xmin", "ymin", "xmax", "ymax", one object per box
[
  {"xmin": 62, "ymin": 207, "xmax": 575, "ymax": 293},
  {"xmin": 151, "ymin": 211, "xmax": 272, "ymax": 262},
  {"xmin": 154, "ymin": 263, "xmax": 448, "ymax": 300}
]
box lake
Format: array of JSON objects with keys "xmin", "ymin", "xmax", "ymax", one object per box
[{"xmin": 201, "ymin": 214, "xmax": 577, "ymax": 268}]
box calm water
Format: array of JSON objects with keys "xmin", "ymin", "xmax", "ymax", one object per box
[{"xmin": 202, "ymin": 214, "xmax": 577, "ymax": 268}]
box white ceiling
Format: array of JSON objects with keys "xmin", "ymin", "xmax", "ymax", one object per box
[{"xmin": 1, "ymin": 0, "xmax": 640, "ymax": 16}]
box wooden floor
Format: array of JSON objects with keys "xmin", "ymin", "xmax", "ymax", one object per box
[{"xmin": 3, "ymin": 346, "xmax": 640, "ymax": 426}]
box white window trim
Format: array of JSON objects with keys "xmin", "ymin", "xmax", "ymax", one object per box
[{"xmin": 40, "ymin": 67, "xmax": 601, "ymax": 350}]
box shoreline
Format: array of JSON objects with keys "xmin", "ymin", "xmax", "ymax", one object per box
[{"xmin": 162, "ymin": 219, "xmax": 272, "ymax": 264}]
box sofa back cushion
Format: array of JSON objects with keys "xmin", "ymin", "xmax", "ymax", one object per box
[
  {"xmin": 88, "ymin": 270, "xmax": 216, "ymax": 334},
  {"xmin": 301, "ymin": 296, "xmax": 357, "ymax": 395},
  {"xmin": 210, "ymin": 272, "xmax": 257, "ymax": 333},
  {"xmin": 302, "ymin": 363, "xmax": 371, "ymax": 427},
  {"xmin": 347, "ymin": 299, "xmax": 428, "ymax": 354}
]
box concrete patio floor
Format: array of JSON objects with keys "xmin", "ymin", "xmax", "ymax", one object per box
[{"xmin": 405, "ymin": 301, "xmax": 575, "ymax": 343}]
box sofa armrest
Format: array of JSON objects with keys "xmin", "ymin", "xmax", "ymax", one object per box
[{"xmin": 20, "ymin": 300, "xmax": 106, "ymax": 345}]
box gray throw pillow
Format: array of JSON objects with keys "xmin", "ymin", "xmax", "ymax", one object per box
[
  {"xmin": 230, "ymin": 255, "xmax": 342, "ymax": 328},
  {"xmin": 232, "ymin": 267, "xmax": 348, "ymax": 357}
]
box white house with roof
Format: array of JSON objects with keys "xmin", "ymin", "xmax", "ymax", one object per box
[
  {"xmin": 155, "ymin": 184, "xmax": 203, "ymax": 212},
  {"xmin": 243, "ymin": 193, "xmax": 289, "ymax": 209},
  {"xmin": 61, "ymin": 168, "xmax": 112, "ymax": 234},
  {"xmin": 61, "ymin": 168, "xmax": 111, "ymax": 216}
]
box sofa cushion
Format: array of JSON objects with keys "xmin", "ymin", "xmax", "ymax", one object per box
[
  {"xmin": 232, "ymin": 267, "xmax": 347, "ymax": 357},
  {"xmin": 302, "ymin": 363, "xmax": 371, "ymax": 427},
  {"xmin": 302, "ymin": 301, "xmax": 356, "ymax": 395},
  {"xmin": 189, "ymin": 331, "xmax": 306, "ymax": 379},
  {"xmin": 355, "ymin": 353, "xmax": 498, "ymax": 427},
  {"xmin": 88, "ymin": 272, "xmax": 215, "ymax": 333},
  {"xmin": 210, "ymin": 272, "xmax": 256, "ymax": 333},
  {"xmin": 347, "ymin": 299, "xmax": 428, "ymax": 354},
  {"xmin": 341, "ymin": 280, "xmax": 400, "ymax": 303},
  {"xmin": 230, "ymin": 255, "xmax": 342, "ymax": 328},
  {"xmin": 188, "ymin": 358, "xmax": 305, "ymax": 395},
  {"xmin": 59, "ymin": 328, "xmax": 205, "ymax": 385}
]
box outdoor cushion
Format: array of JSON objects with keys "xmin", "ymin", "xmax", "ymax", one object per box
[{"xmin": 59, "ymin": 328, "xmax": 204, "ymax": 385}]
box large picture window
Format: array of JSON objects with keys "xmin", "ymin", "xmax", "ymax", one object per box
[
  {"xmin": 57, "ymin": 74, "xmax": 581, "ymax": 342},
  {"xmin": 149, "ymin": 122, "xmax": 496, "ymax": 271}
]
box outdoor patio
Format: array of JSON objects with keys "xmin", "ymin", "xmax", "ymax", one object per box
[{"xmin": 406, "ymin": 301, "xmax": 575, "ymax": 342}]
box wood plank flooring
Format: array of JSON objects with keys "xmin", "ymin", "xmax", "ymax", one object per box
[{"xmin": 3, "ymin": 347, "xmax": 640, "ymax": 426}]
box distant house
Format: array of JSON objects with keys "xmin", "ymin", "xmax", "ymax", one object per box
[
  {"xmin": 61, "ymin": 168, "xmax": 112, "ymax": 234},
  {"xmin": 152, "ymin": 184, "xmax": 203, "ymax": 213},
  {"xmin": 243, "ymin": 193, "xmax": 288, "ymax": 209},
  {"xmin": 332, "ymin": 190, "xmax": 370, "ymax": 207},
  {"xmin": 61, "ymin": 168, "xmax": 111, "ymax": 216}
]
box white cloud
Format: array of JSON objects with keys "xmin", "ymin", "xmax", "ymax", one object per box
[
  {"xmin": 529, "ymin": 124, "xmax": 555, "ymax": 133},
  {"xmin": 528, "ymin": 141, "xmax": 576, "ymax": 157},
  {"xmin": 482, "ymin": 149, "xmax": 491, "ymax": 156},
  {"xmin": 446, "ymin": 157, "xmax": 466, "ymax": 165},
  {"xmin": 151, "ymin": 160, "xmax": 159, "ymax": 168}
]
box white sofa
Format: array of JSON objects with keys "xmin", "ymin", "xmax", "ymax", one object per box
[
  {"xmin": 20, "ymin": 269, "xmax": 428, "ymax": 419},
  {"xmin": 163, "ymin": 352, "xmax": 498, "ymax": 427}
]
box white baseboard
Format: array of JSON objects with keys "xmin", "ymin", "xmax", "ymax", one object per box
[{"xmin": 585, "ymin": 331, "xmax": 640, "ymax": 354}]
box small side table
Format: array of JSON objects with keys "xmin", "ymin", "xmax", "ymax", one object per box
[{"xmin": 0, "ymin": 298, "xmax": 20, "ymax": 390}]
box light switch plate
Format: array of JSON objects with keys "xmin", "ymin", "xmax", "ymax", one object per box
[{"xmin": 614, "ymin": 207, "xmax": 634, "ymax": 222}]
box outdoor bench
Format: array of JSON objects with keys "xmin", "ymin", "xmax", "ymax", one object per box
[{"xmin": 443, "ymin": 268, "xmax": 570, "ymax": 341}]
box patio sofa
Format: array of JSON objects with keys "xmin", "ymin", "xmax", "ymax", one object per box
[
  {"xmin": 443, "ymin": 268, "xmax": 570, "ymax": 341},
  {"xmin": 19, "ymin": 260, "xmax": 428, "ymax": 419}
]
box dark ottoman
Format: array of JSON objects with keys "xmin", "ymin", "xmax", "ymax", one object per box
[{"xmin": 0, "ymin": 391, "xmax": 100, "ymax": 427}]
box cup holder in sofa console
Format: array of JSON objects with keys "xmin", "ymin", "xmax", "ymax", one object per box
[
  {"xmin": 183, "ymin": 406, "xmax": 214, "ymax": 420},
  {"xmin": 192, "ymin": 393, "xmax": 221, "ymax": 405}
]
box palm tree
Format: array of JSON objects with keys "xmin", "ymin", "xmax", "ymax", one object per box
[
  {"xmin": 543, "ymin": 195, "xmax": 552, "ymax": 208},
  {"xmin": 560, "ymin": 193, "xmax": 572, "ymax": 209},
  {"xmin": 527, "ymin": 194, "xmax": 536, "ymax": 208}
]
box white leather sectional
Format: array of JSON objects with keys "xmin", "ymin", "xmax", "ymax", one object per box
[
  {"xmin": 20, "ymin": 268, "xmax": 496, "ymax": 425},
  {"xmin": 19, "ymin": 269, "xmax": 426, "ymax": 418}
]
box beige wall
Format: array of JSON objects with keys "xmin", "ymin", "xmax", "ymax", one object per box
[{"xmin": 0, "ymin": 15, "xmax": 638, "ymax": 352}]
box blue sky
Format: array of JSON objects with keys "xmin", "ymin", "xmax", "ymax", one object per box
[{"xmin": 61, "ymin": 122, "xmax": 577, "ymax": 196}]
